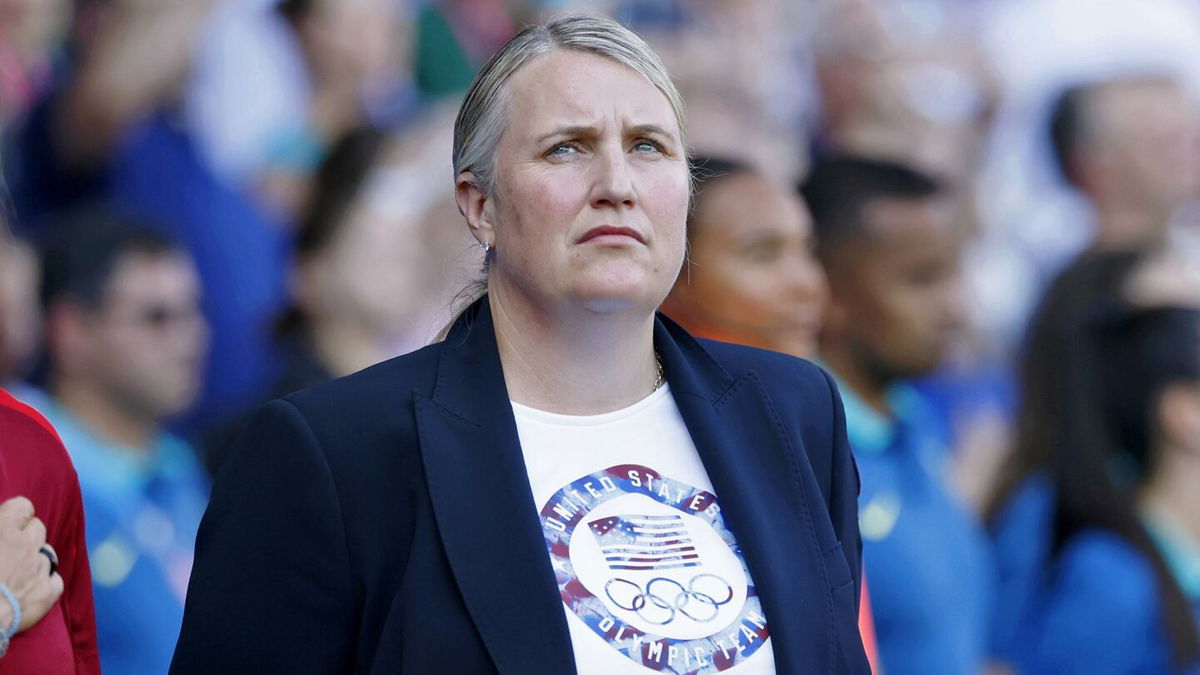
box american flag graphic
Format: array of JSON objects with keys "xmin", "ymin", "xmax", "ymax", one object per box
[{"xmin": 587, "ymin": 514, "xmax": 700, "ymax": 571}]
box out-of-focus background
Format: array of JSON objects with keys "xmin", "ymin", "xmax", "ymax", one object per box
[{"xmin": 3, "ymin": 1, "xmax": 1200, "ymax": 673}]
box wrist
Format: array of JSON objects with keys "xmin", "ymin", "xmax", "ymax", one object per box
[{"xmin": 0, "ymin": 583, "xmax": 20, "ymax": 638}]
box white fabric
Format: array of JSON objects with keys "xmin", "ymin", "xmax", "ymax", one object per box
[{"xmin": 513, "ymin": 386, "xmax": 776, "ymax": 675}]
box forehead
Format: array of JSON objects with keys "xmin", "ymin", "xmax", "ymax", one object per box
[
  {"xmin": 858, "ymin": 197, "xmax": 955, "ymax": 250},
  {"xmin": 501, "ymin": 49, "xmax": 679, "ymax": 141},
  {"xmin": 694, "ymin": 174, "xmax": 810, "ymax": 239},
  {"xmin": 1093, "ymin": 81, "xmax": 1192, "ymax": 130},
  {"xmin": 104, "ymin": 251, "xmax": 199, "ymax": 301}
]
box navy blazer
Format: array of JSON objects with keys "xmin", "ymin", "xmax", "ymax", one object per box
[{"xmin": 171, "ymin": 298, "xmax": 869, "ymax": 674}]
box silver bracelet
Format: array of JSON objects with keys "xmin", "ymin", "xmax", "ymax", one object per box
[{"xmin": 0, "ymin": 583, "xmax": 19, "ymax": 658}]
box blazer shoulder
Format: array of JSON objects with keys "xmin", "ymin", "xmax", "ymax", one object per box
[
  {"xmin": 693, "ymin": 338, "xmax": 836, "ymax": 405},
  {"xmin": 271, "ymin": 341, "xmax": 444, "ymax": 457},
  {"xmin": 285, "ymin": 342, "xmax": 442, "ymax": 415}
]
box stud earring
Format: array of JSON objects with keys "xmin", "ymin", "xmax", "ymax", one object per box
[{"xmin": 480, "ymin": 241, "xmax": 491, "ymax": 254}]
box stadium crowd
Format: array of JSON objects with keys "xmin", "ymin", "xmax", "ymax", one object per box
[{"xmin": 2, "ymin": 0, "xmax": 1200, "ymax": 673}]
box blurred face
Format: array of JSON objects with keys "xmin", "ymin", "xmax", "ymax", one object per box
[
  {"xmin": 824, "ymin": 197, "xmax": 965, "ymax": 381},
  {"xmin": 1093, "ymin": 81, "xmax": 1200, "ymax": 211},
  {"xmin": 81, "ymin": 251, "xmax": 207, "ymax": 421},
  {"xmin": 0, "ymin": 239, "xmax": 40, "ymax": 381},
  {"xmin": 298, "ymin": 0, "xmax": 405, "ymax": 88},
  {"xmin": 667, "ymin": 173, "xmax": 827, "ymax": 357},
  {"xmin": 300, "ymin": 185, "xmax": 440, "ymax": 336},
  {"xmin": 482, "ymin": 50, "xmax": 690, "ymax": 315}
]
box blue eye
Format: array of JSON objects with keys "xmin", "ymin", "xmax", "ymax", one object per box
[
  {"xmin": 549, "ymin": 143, "xmax": 578, "ymax": 157},
  {"xmin": 634, "ymin": 140, "xmax": 662, "ymax": 153}
]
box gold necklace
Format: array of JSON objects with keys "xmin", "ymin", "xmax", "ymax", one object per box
[{"xmin": 651, "ymin": 350, "xmax": 664, "ymax": 393}]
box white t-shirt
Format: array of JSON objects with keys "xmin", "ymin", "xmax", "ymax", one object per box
[{"xmin": 512, "ymin": 385, "xmax": 777, "ymax": 675}]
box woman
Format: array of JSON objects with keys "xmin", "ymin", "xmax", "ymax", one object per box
[
  {"xmin": 172, "ymin": 16, "xmax": 867, "ymax": 674},
  {"xmin": 661, "ymin": 156, "xmax": 827, "ymax": 358},
  {"xmin": 661, "ymin": 155, "xmax": 881, "ymax": 673},
  {"xmin": 989, "ymin": 249, "xmax": 1200, "ymax": 672},
  {"xmin": 201, "ymin": 124, "xmax": 470, "ymax": 477}
]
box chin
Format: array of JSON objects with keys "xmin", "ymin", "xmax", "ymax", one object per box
[{"xmin": 571, "ymin": 272, "xmax": 672, "ymax": 315}]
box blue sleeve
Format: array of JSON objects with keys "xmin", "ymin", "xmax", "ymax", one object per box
[{"xmin": 1023, "ymin": 532, "xmax": 1162, "ymax": 675}]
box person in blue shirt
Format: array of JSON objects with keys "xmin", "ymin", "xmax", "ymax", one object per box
[
  {"xmin": 801, "ymin": 156, "xmax": 995, "ymax": 675},
  {"xmin": 32, "ymin": 214, "xmax": 210, "ymax": 675},
  {"xmin": 989, "ymin": 247, "xmax": 1200, "ymax": 673},
  {"xmin": 985, "ymin": 250, "xmax": 1136, "ymax": 665}
]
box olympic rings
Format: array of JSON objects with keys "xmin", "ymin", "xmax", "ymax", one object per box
[
  {"xmin": 604, "ymin": 578, "xmax": 646, "ymax": 611},
  {"xmin": 602, "ymin": 573, "xmax": 735, "ymax": 626},
  {"xmin": 690, "ymin": 573, "xmax": 734, "ymax": 605}
]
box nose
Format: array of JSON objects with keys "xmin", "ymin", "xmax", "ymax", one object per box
[{"xmin": 590, "ymin": 145, "xmax": 637, "ymax": 210}]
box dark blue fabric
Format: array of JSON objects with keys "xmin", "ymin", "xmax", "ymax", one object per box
[{"xmin": 170, "ymin": 298, "xmax": 870, "ymax": 674}]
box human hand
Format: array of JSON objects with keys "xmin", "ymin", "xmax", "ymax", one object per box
[{"xmin": 0, "ymin": 497, "xmax": 64, "ymax": 634}]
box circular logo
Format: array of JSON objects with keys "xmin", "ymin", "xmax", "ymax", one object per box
[{"xmin": 540, "ymin": 464, "xmax": 770, "ymax": 673}]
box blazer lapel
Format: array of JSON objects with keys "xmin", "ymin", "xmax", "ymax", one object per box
[
  {"xmin": 656, "ymin": 315, "xmax": 836, "ymax": 674},
  {"xmin": 415, "ymin": 300, "xmax": 576, "ymax": 675}
]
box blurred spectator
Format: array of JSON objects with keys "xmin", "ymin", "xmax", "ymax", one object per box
[
  {"xmin": 0, "ymin": 0, "xmax": 68, "ymax": 129},
  {"xmin": 802, "ymin": 155, "xmax": 994, "ymax": 675},
  {"xmin": 0, "ymin": 213, "xmax": 99, "ymax": 675},
  {"xmin": 0, "ymin": 229, "xmax": 39, "ymax": 400},
  {"xmin": 811, "ymin": 0, "xmax": 996, "ymax": 183},
  {"xmin": 662, "ymin": 156, "xmax": 827, "ymax": 358},
  {"xmin": 1048, "ymin": 75, "xmax": 1200, "ymax": 252},
  {"xmin": 662, "ymin": 154, "xmax": 882, "ymax": 673},
  {"xmin": 186, "ymin": 0, "xmax": 420, "ymax": 217},
  {"xmin": 33, "ymin": 214, "xmax": 210, "ymax": 675},
  {"xmin": 202, "ymin": 120, "xmax": 477, "ymax": 476},
  {"xmin": 7, "ymin": 0, "xmax": 291, "ymax": 434},
  {"xmin": 987, "ymin": 247, "xmax": 1200, "ymax": 672},
  {"xmin": 969, "ymin": 0, "xmax": 1200, "ymax": 352},
  {"xmin": 992, "ymin": 248, "xmax": 1200, "ymax": 672}
]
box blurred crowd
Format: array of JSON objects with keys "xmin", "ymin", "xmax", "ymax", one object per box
[{"xmin": 2, "ymin": 0, "xmax": 1200, "ymax": 673}]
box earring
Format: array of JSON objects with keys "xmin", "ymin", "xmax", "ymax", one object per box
[{"xmin": 480, "ymin": 240, "xmax": 491, "ymax": 254}]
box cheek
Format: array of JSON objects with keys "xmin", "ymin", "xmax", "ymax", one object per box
[
  {"xmin": 696, "ymin": 256, "xmax": 774, "ymax": 320},
  {"xmin": 499, "ymin": 170, "xmax": 588, "ymax": 240},
  {"xmin": 641, "ymin": 168, "xmax": 689, "ymax": 234}
]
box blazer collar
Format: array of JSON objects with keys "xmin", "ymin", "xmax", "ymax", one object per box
[{"xmin": 417, "ymin": 298, "xmax": 835, "ymax": 674}]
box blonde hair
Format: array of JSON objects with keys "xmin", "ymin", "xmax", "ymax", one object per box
[{"xmin": 452, "ymin": 15, "xmax": 687, "ymax": 194}]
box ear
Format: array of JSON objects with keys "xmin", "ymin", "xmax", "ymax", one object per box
[
  {"xmin": 45, "ymin": 299, "xmax": 92, "ymax": 377},
  {"xmin": 455, "ymin": 171, "xmax": 495, "ymax": 247},
  {"xmin": 1158, "ymin": 382, "xmax": 1200, "ymax": 451}
]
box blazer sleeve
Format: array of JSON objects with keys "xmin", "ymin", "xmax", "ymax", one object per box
[
  {"xmin": 821, "ymin": 368, "xmax": 864, "ymax": 605},
  {"xmin": 171, "ymin": 399, "xmax": 357, "ymax": 674}
]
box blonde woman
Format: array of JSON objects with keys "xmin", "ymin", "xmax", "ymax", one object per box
[{"xmin": 172, "ymin": 16, "xmax": 868, "ymax": 674}]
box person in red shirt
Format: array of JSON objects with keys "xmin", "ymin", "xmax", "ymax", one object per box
[{"xmin": 0, "ymin": 386, "xmax": 100, "ymax": 674}]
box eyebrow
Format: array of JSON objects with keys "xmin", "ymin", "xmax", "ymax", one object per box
[{"xmin": 534, "ymin": 123, "xmax": 678, "ymax": 145}]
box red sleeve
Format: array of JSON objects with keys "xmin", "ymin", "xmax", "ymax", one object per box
[
  {"xmin": 0, "ymin": 388, "xmax": 101, "ymax": 675},
  {"xmin": 0, "ymin": 389, "xmax": 60, "ymax": 440}
]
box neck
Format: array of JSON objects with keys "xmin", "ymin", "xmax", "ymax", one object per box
[
  {"xmin": 489, "ymin": 286, "xmax": 659, "ymax": 415},
  {"xmin": 53, "ymin": 376, "xmax": 156, "ymax": 449},
  {"xmin": 1093, "ymin": 203, "xmax": 1170, "ymax": 251},
  {"xmin": 1140, "ymin": 445, "xmax": 1200, "ymax": 545},
  {"xmin": 819, "ymin": 342, "xmax": 892, "ymax": 416}
]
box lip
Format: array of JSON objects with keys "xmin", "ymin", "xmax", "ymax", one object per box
[{"xmin": 577, "ymin": 226, "xmax": 646, "ymax": 245}]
